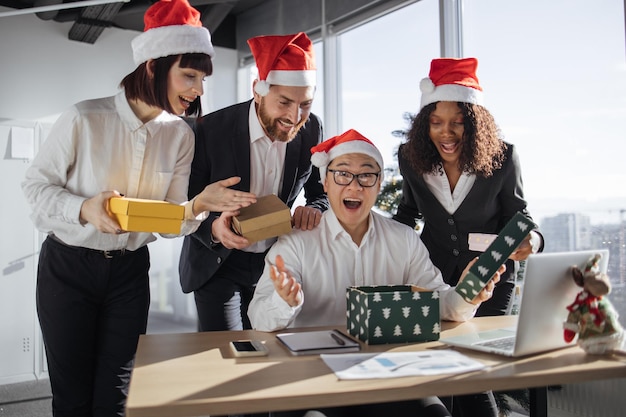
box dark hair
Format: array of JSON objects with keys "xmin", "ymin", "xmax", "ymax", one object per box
[
  {"xmin": 403, "ymin": 101, "xmax": 506, "ymax": 177},
  {"xmin": 120, "ymin": 53, "xmax": 213, "ymax": 117}
]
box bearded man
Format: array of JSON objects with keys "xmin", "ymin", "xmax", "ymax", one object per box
[{"xmin": 179, "ymin": 32, "xmax": 329, "ymax": 332}]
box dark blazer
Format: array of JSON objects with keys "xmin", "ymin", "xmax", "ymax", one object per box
[
  {"xmin": 179, "ymin": 100, "xmax": 329, "ymax": 293},
  {"xmin": 393, "ymin": 142, "xmax": 542, "ymax": 287}
]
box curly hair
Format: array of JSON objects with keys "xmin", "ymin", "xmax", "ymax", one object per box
[{"xmin": 402, "ymin": 102, "xmax": 506, "ymax": 177}]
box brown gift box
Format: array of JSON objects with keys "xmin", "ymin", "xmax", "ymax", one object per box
[
  {"xmin": 232, "ymin": 194, "xmax": 292, "ymax": 243},
  {"xmin": 109, "ymin": 197, "xmax": 184, "ymax": 234}
]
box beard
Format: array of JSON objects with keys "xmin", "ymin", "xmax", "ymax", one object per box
[{"xmin": 258, "ymin": 98, "xmax": 308, "ymax": 143}]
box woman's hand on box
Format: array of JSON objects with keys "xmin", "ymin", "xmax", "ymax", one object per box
[
  {"xmin": 81, "ymin": 190, "xmax": 127, "ymax": 235},
  {"xmin": 193, "ymin": 177, "xmax": 256, "ymax": 215}
]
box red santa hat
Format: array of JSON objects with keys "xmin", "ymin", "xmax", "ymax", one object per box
[
  {"xmin": 132, "ymin": 0, "xmax": 215, "ymax": 66},
  {"xmin": 311, "ymin": 129, "xmax": 384, "ymax": 179},
  {"xmin": 247, "ymin": 32, "xmax": 316, "ymax": 96},
  {"xmin": 419, "ymin": 57, "xmax": 484, "ymax": 109}
]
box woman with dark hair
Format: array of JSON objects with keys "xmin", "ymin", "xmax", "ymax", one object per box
[
  {"xmin": 393, "ymin": 57, "xmax": 543, "ymax": 417},
  {"xmin": 21, "ymin": 1, "xmax": 255, "ymax": 416}
]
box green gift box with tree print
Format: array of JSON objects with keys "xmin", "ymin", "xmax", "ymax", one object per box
[
  {"xmin": 455, "ymin": 211, "xmax": 537, "ymax": 303},
  {"xmin": 346, "ymin": 285, "xmax": 440, "ymax": 345}
]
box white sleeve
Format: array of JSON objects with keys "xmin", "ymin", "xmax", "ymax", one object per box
[
  {"xmin": 21, "ymin": 108, "xmax": 86, "ymax": 232},
  {"xmin": 166, "ymin": 128, "xmax": 204, "ymax": 237}
]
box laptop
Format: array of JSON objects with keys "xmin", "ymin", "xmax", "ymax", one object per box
[{"xmin": 440, "ymin": 250, "xmax": 610, "ymax": 357}]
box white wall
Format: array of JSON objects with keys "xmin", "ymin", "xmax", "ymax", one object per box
[
  {"xmin": 0, "ymin": 120, "xmax": 51, "ymax": 385},
  {"xmin": 0, "ymin": 7, "xmax": 239, "ymax": 122},
  {"xmin": 0, "ymin": 10, "xmax": 135, "ymax": 122},
  {"xmin": 0, "ymin": 7, "xmax": 239, "ymax": 384}
]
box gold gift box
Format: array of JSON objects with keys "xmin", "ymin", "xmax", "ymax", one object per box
[
  {"xmin": 232, "ymin": 195, "xmax": 292, "ymax": 243},
  {"xmin": 109, "ymin": 197, "xmax": 184, "ymax": 234}
]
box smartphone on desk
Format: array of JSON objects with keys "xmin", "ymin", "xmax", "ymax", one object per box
[{"xmin": 229, "ymin": 340, "xmax": 269, "ymax": 357}]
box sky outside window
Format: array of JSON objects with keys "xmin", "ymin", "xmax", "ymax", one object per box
[
  {"xmin": 339, "ymin": 0, "xmax": 439, "ymax": 177},
  {"xmin": 339, "ymin": 0, "xmax": 626, "ymax": 226},
  {"xmin": 463, "ymin": 0, "xmax": 626, "ymax": 224}
]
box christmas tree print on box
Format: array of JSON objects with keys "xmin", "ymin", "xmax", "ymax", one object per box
[
  {"xmin": 346, "ymin": 285, "xmax": 440, "ymax": 345},
  {"xmin": 455, "ymin": 211, "xmax": 537, "ymax": 303}
]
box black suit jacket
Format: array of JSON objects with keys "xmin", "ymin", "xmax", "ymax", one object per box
[
  {"xmin": 393, "ymin": 142, "xmax": 543, "ymax": 286},
  {"xmin": 179, "ymin": 100, "xmax": 329, "ymax": 293}
]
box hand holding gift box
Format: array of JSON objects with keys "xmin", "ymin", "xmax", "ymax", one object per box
[
  {"xmin": 232, "ymin": 194, "xmax": 292, "ymax": 244},
  {"xmin": 456, "ymin": 212, "xmax": 537, "ymax": 303},
  {"xmin": 109, "ymin": 197, "xmax": 185, "ymax": 234}
]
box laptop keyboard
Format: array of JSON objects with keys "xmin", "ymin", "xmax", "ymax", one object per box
[{"xmin": 475, "ymin": 336, "xmax": 515, "ymax": 350}]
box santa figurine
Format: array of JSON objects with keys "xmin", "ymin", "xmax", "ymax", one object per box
[{"xmin": 563, "ymin": 253, "xmax": 624, "ymax": 354}]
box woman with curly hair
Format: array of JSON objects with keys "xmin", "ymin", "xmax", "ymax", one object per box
[{"xmin": 393, "ymin": 57, "xmax": 544, "ymax": 417}]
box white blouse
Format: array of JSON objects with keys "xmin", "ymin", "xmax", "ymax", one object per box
[{"xmin": 22, "ymin": 90, "xmax": 206, "ymax": 251}]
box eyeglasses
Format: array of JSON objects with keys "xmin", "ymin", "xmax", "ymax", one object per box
[{"xmin": 327, "ymin": 169, "xmax": 380, "ymax": 188}]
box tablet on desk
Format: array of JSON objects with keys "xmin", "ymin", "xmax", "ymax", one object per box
[{"xmin": 276, "ymin": 329, "xmax": 361, "ymax": 356}]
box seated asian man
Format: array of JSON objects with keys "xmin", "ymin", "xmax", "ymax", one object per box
[{"xmin": 248, "ymin": 129, "xmax": 503, "ymax": 417}]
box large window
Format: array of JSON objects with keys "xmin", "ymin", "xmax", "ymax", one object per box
[
  {"xmin": 463, "ymin": 0, "xmax": 626, "ymax": 313},
  {"xmin": 464, "ymin": 0, "xmax": 626, "ymax": 226},
  {"xmin": 338, "ymin": 0, "xmax": 440, "ymax": 175}
]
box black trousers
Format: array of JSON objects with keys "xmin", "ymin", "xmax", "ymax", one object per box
[
  {"xmin": 194, "ymin": 249, "xmax": 266, "ymax": 331},
  {"xmin": 37, "ymin": 236, "xmax": 150, "ymax": 417}
]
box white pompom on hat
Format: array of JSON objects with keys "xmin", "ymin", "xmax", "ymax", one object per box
[
  {"xmin": 311, "ymin": 129, "xmax": 384, "ymax": 179},
  {"xmin": 419, "ymin": 57, "xmax": 484, "ymax": 109},
  {"xmin": 248, "ymin": 32, "xmax": 316, "ymax": 96},
  {"xmin": 132, "ymin": 0, "xmax": 215, "ymax": 66}
]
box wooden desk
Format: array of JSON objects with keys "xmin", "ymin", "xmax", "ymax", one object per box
[{"xmin": 126, "ymin": 316, "xmax": 626, "ymax": 417}]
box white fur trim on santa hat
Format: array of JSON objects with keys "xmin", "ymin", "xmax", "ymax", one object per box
[
  {"xmin": 267, "ymin": 70, "xmax": 316, "ymax": 87},
  {"xmin": 132, "ymin": 24, "xmax": 215, "ymax": 66},
  {"xmin": 254, "ymin": 80, "xmax": 270, "ymax": 96},
  {"xmin": 419, "ymin": 78, "xmax": 484, "ymax": 109},
  {"xmin": 312, "ymin": 140, "xmax": 384, "ymax": 179},
  {"xmin": 254, "ymin": 70, "xmax": 316, "ymax": 96}
]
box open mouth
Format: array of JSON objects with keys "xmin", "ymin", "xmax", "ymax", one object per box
[
  {"xmin": 439, "ymin": 141, "xmax": 460, "ymax": 154},
  {"xmin": 343, "ymin": 198, "xmax": 362, "ymax": 209},
  {"xmin": 277, "ymin": 119, "xmax": 294, "ymax": 131},
  {"xmin": 179, "ymin": 95, "xmax": 195, "ymax": 110}
]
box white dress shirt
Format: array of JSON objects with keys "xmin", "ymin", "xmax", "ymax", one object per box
[
  {"xmin": 22, "ymin": 90, "xmax": 206, "ymax": 251},
  {"xmin": 248, "ymin": 209, "xmax": 477, "ymax": 331},
  {"xmin": 245, "ymin": 100, "xmax": 287, "ymax": 253}
]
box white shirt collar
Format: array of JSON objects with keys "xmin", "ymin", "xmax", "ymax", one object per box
[
  {"xmin": 248, "ymin": 100, "xmax": 267, "ymax": 144},
  {"xmin": 423, "ymin": 166, "xmax": 476, "ymax": 214},
  {"xmin": 325, "ymin": 209, "xmax": 376, "ymax": 247}
]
